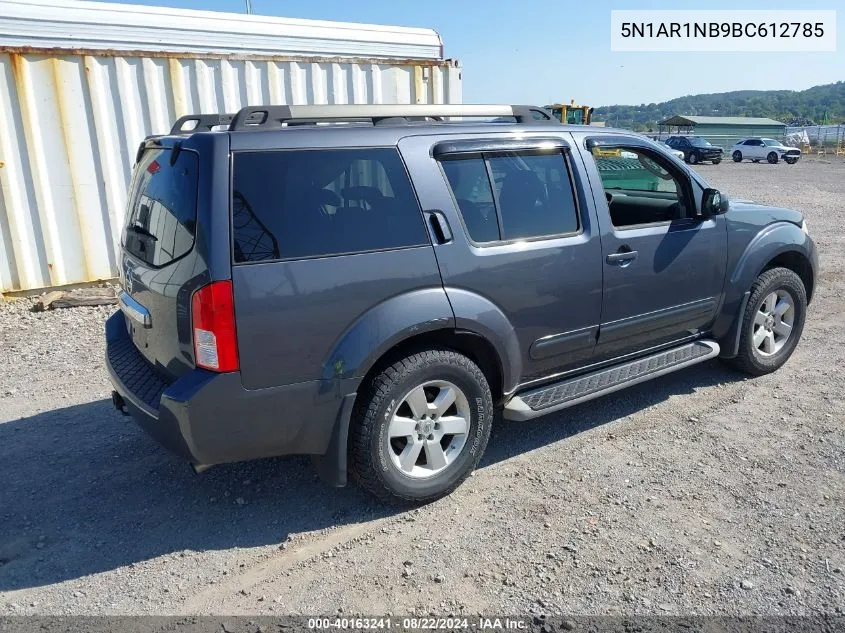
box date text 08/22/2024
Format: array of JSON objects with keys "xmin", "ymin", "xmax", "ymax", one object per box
[{"xmin": 306, "ymin": 617, "xmax": 528, "ymax": 630}]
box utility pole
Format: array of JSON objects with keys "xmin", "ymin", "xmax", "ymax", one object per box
[{"xmin": 245, "ymin": 0, "xmax": 253, "ymax": 14}]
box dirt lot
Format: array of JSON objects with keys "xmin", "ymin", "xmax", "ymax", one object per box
[{"xmin": 0, "ymin": 158, "xmax": 843, "ymax": 617}]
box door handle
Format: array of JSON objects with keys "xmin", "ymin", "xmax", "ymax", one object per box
[
  {"xmin": 606, "ymin": 249, "xmax": 638, "ymax": 266},
  {"xmin": 425, "ymin": 210, "xmax": 452, "ymax": 244},
  {"xmin": 118, "ymin": 290, "xmax": 152, "ymax": 328}
]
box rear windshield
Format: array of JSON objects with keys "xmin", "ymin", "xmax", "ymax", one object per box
[{"xmin": 123, "ymin": 148, "xmax": 199, "ymax": 267}]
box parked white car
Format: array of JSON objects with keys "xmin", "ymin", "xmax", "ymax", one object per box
[{"xmin": 731, "ymin": 138, "xmax": 801, "ymax": 165}]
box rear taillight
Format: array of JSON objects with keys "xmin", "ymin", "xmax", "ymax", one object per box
[{"xmin": 191, "ymin": 280, "xmax": 239, "ymax": 372}]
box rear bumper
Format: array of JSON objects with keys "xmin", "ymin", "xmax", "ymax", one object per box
[{"xmin": 105, "ymin": 312, "xmax": 359, "ymax": 470}]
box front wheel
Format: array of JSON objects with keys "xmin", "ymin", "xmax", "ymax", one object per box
[
  {"xmin": 689, "ymin": 152, "xmax": 699, "ymax": 165},
  {"xmin": 349, "ymin": 349, "xmax": 493, "ymax": 504},
  {"xmin": 767, "ymin": 151, "xmax": 779, "ymax": 164},
  {"xmin": 725, "ymin": 267, "xmax": 807, "ymax": 376},
  {"xmin": 712, "ymin": 158, "xmax": 722, "ymax": 164},
  {"xmin": 785, "ymin": 157, "xmax": 798, "ymax": 165},
  {"xmin": 732, "ymin": 151, "xmax": 743, "ymax": 162}
]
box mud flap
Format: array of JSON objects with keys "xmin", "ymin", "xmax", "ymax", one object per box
[
  {"xmin": 720, "ymin": 290, "xmax": 751, "ymax": 359},
  {"xmin": 311, "ymin": 393, "xmax": 357, "ymax": 487}
]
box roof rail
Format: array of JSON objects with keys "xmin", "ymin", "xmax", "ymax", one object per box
[
  {"xmin": 170, "ymin": 113, "xmax": 235, "ymax": 135},
  {"xmin": 227, "ymin": 104, "xmax": 555, "ymax": 131}
]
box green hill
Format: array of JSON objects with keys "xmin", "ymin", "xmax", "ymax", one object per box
[{"xmin": 593, "ymin": 81, "xmax": 845, "ymax": 131}]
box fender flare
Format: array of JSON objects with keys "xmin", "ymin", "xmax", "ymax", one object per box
[
  {"xmin": 314, "ymin": 287, "xmax": 520, "ymax": 487},
  {"xmin": 321, "ymin": 287, "xmax": 522, "ymax": 394},
  {"xmin": 714, "ymin": 222, "xmax": 816, "ymax": 355},
  {"xmin": 443, "ymin": 287, "xmax": 522, "ymax": 396},
  {"xmin": 320, "ymin": 287, "xmax": 454, "ymax": 382},
  {"xmin": 729, "ymin": 222, "xmax": 812, "ymax": 290}
]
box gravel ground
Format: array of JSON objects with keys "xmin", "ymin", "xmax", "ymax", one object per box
[{"xmin": 0, "ymin": 158, "xmax": 843, "ymax": 617}]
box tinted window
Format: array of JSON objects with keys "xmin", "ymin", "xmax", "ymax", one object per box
[
  {"xmin": 489, "ymin": 153, "xmax": 579, "ymax": 239},
  {"xmin": 232, "ymin": 148, "xmax": 427, "ymax": 262},
  {"xmin": 123, "ymin": 148, "xmax": 198, "ymax": 267},
  {"xmin": 441, "ymin": 158, "xmax": 499, "ymax": 242},
  {"xmin": 689, "ymin": 137, "xmax": 712, "ymax": 147},
  {"xmin": 440, "ymin": 150, "xmax": 579, "ymax": 242}
]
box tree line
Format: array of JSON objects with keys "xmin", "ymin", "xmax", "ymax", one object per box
[{"xmin": 593, "ymin": 81, "xmax": 845, "ymax": 131}]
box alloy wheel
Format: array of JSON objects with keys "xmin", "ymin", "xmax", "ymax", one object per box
[
  {"xmin": 386, "ymin": 380, "xmax": 471, "ymax": 479},
  {"xmin": 752, "ymin": 290, "xmax": 795, "ymax": 356}
]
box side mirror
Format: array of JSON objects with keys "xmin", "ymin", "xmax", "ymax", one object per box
[{"xmin": 702, "ymin": 188, "xmax": 729, "ymax": 218}]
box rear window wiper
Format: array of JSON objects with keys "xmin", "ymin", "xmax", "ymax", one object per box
[{"xmin": 126, "ymin": 224, "xmax": 158, "ymax": 241}]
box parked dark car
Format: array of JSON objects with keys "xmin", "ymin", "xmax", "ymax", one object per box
[
  {"xmin": 107, "ymin": 104, "xmax": 817, "ymax": 504},
  {"xmin": 665, "ymin": 135, "xmax": 724, "ymax": 164}
]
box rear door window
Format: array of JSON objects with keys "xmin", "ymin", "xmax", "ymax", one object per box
[
  {"xmin": 440, "ymin": 150, "xmax": 580, "ymax": 243},
  {"xmin": 440, "ymin": 158, "xmax": 499, "ymax": 242},
  {"xmin": 489, "ymin": 152, "xmax": 579, "ymax": 240},
  {"xmin": 123, "ymin": 148, "xmax": 199, "ymax": 267},
  {"xmin": 232, "ymin": 148, "xmax": 427, "ymax": 262}
]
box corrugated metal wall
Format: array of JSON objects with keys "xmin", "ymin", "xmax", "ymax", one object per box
[
  {"xmin": 0, "ymin": 51, "xmax": 462, "ymax": 292},
  {"xmin": 2, "ymin": 0, "xmax": 445, "ymax": 59}
]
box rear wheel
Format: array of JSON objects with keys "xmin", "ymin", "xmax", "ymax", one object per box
[
  {"xmin": 732, "ymin": 151, "xmax": 743, "ymax": 162},
  {"xmin": 767, "ymin": 151, "xmax": 779, "ymax": 164},
  {"xmin": 725, "ymin": 268, "xmax": 807, "ymax": 376},
  {"xmin": 349, "ymin": 349, "xmax": 493, "ymax": 504}
]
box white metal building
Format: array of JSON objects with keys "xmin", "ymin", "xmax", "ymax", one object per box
[{"xmin": 0, "ymin": 0, "xmax": 462, "ymax": 293}]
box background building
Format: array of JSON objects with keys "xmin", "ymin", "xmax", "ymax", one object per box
[{"xmin": 657, "ymin": 115, "xmax": 787, "ymax": 148}]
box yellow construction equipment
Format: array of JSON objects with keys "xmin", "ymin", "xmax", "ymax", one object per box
[{"xmin": 545, "ymin": 99, "xmax": 593, "ymax": 125}]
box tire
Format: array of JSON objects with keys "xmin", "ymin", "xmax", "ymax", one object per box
[
  {"xmin": 767, "ymin": 151, "xmax": 779, "ymax": 164},
  {"xmin": 732, "ymin": 151, "xmax": 743, "ymax": 162},
  {"xmin": 725, "ymin": 267, "xmax": 807, "ymax": 376},
  {"xmin": 689, "ymin": 152, "xmax": 699, "ymax": 165},
  {"xmin": 349, "ymin": 349, "xmax": 493, "ymax": 505},
  {"xmin": 712, "ymin": 158, "xmax": 722, "ymax": 165},
  {"xmin": 785, "ymin": 157, "xmax": 798, "ymax": 165}
]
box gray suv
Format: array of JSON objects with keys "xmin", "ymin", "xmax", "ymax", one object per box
[{"xmin": 106, "ymin": 104, "xmax": 818, "ymax": 504}]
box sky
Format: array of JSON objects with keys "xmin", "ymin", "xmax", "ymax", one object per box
[{"xmin": 109, "ymin": 0, "xmax": 843, "ymax": 107}]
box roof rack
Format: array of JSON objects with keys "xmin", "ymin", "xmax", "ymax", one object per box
[
  {"xmin": 170, "ymin": 113, "xmax": 235, "ymax": 135},
  {"xmin": 226, "ymin": 104, "xmax": 555, "ymax": 131}
]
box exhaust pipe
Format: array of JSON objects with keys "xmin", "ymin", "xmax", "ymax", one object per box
[{"xmin": 111, "ymin": 391, "xmax": 129, "ymax": 416}]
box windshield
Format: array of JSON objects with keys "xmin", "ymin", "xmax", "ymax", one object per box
[
  {"xmin": 689, "ymin": 137, "xmax": 712, "ymax": 147},
  {"xmin": 762, "ymin": 138, "xmax": 780, "ymax": 146}
]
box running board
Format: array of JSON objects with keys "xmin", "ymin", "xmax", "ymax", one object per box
[{"xmin": 503, "ymin": 340, "xmax": 720, "ymax": 421}]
